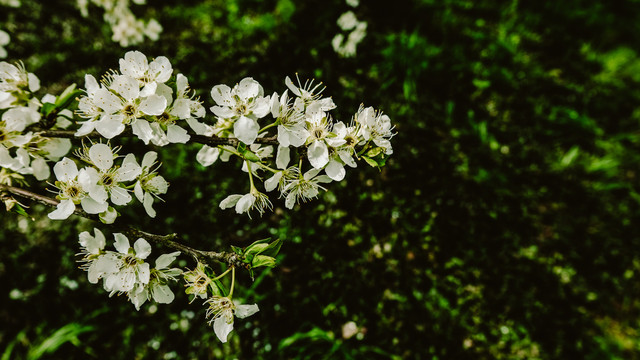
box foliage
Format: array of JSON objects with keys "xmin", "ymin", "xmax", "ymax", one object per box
[{"xmin": 2, "ymin": 0, "xmax": 640, "ymax": 358}]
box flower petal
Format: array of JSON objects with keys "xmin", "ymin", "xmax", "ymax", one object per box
[
  {"xmin": 234, "ymin": 303, "xmax": 259, "ymax": 319},
  {"xmin": 89, "ymin": 143, "xmax": 114, "ymax": 171},
  {"xmin": 214, "ymin": 316, "xmax": 234, "ymax": 343},
  {"xmin": 233, "ymin": 116, "xmax": 259, "ymax": 145},
  {"xmin": 48, "ymin": 199, "xmax": 75, "ymax": 220},
  {"xmin": 134, "ymin": 238, "xmax": 152, "ymax": 259}
]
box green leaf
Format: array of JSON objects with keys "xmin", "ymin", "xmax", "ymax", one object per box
[
  {"xmin": 55, "ymin": 83, "xmax": 80, "ymax": 109},
  {"xmin": 40, "ymin": 102, "xmax": 57, "ymax": 117},
  {"xmin": 361, "ymin": 155, "xmax": 378, "ymax": 168},
  {"xmin": 11, "ymin": 204, "xmax": 30, "ymax": 218},
  {"xmin": 261, "ymin": 238, "xmax": 282, "ymax": 257}
]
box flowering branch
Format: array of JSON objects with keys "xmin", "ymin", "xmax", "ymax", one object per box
[
  {"xmin": 0, "ymin": 50, "xmax": 394, "ymax": 343},
  {"xmin": 35, "ymin": 129, "xmax": 280, "ymax": 147},
  {"xmin": 0, "ymin": 183, "xmax": 244, "ymax": 268}
]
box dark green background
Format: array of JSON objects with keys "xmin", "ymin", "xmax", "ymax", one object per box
[{"xmin": 2, "ymin": 0, "xmax": 640, "ymax": 358}]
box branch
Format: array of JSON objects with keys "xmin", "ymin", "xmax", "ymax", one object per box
[
  {"xmin": 36, "ymin": 129, "xmax": 279, "ymax": 147},
  {"xmin": 0, "ymin": 183, "xmax": 245, "ymax": 268}
]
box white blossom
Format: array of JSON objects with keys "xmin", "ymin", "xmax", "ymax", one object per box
[
  {"xmin": 210, "ymin": 77, "xmax": 271, "ymax": 145},
  {"xmin": 205, "ymin": 296, "xmax": 259, "ymax": 343}
]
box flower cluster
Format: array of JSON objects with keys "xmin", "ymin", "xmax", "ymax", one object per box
[
  {"xmin": 198, "ymin": 75, "xmax": 394, "ymax": 215},
  {"xmin": 0, "ymin": 62, "xmax": 72, "ymax": 181},
  {"xmin": 76, "ymin": 51, "xmax": 205, "ymax": 146},
  {"xmin": 77, "ymin": 0, "xmax": 161, "ymax": 47},
  {"xmin": 48, "ymin": 142, "xmax": 168, "ymax": 222},
  {"xmin": 331, "ymin": 8, "xmax": 368, "ymax": 58},
  {"xmin": 77, "ymin": 228, "xmax": 181, "ymax": 310}
]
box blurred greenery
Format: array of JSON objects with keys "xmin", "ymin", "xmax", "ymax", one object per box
[{"xmin": 3, "ymin": 0, "xmax": 640, "ymax": 358}]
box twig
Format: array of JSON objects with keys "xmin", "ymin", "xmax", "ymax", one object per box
[
  {"xmin": 0, "ymin": 183, "xmax": 245, "ymax": 267},
  {"xmin": 36, "ymin": 129, "xmax": 280, "ymax": 147}
]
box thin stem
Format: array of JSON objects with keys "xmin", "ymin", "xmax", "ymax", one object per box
[
  {"xmin": 0, "ymin": 183, "xmax": 246, "ymax": 268},
  {"xmin": 258, "ymin": 121, "xmax": 278, "ymax": 134},
  {"xmin": 212, "ymin": 266, "xmax": 232, "ymax": 281},
  {"xmin": 228, "ymin": 266, "xmax": 236, "ymax": 298}
]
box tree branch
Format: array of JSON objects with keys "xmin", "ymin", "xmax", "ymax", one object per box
[
  {"xmin": 0, "ymin": 183, "xmax": 245, "ymax": 268},
  {"xmin": 36, "ymin": 129, "xmax": 279, "ymax": 147}
]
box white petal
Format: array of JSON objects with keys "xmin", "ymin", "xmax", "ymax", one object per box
[
  {"xmin": 89, "ymin": 143, "xmax": 114, "ymax": 171},
  {"xmin": 143, "ymin": 192, "xmax": 157, "ymax": 218},
  {"xmin": 147, "ymin": 176, "xmax": 168, "ymax": 194},
  {"xmin": 235, "ymin": 193, "xmax": 255, "ymax": 214},
  {"xmin": 48, "ymin": 199, "xmax": 75, "ymax": 220},
  {"xmin": 155, "ymin": 251, "xmax": 180, "ymax": 269},
  {"xmin": 234, "ymin": 303, "xmax": 259, "ymax": 318},
  {"xmin": 210, "ymin": 85, "xmax": 233, "ymax": 106},
  {"xmin": 139, "ymin": 82, "xmax": 157, "ymax": 98},
  {"xmin": 285, "ymin": 76, "xmax": 301, "ymax": 97},
  {"xmin": 149, "ymin": 56, "xmax": 172, "ymax": 83},
  {"xmin": 152, "ymin": 283, "xmax": 175, "ymax": 304},
  {"xmin": 113, "ymin": 233, "xmax": 130, "ymax": 254},
  {"xmin": 81, "ymin": 197, "xmax": 109, "ymax": 214},
  {"xmin": 140, "ymin": 94, "xmax": 167, "ymax": 116},
  {"xmin": 137, "ymin": 262, "xmax": 151, "ymax": 284},
  {"xmin": 120, "ymin": 50, "xmax": 148, "ymax": 78},
  {"xmin": 134, "ymin": 182, "xmax": 144, "ymax": 202},
  {"xmin": 276, "ymin": 146, "xmax": 290, "ymax": 169},
  {"xmin": 237, "ymin": 77, "xmax": 261, "ymax": 101},
  {"xmin": 133, "ymin": 238, "xmax": 152, "ymax": 259},
  {"xmin": 94, "ymin": 89, "xmax": 122, "ymax": 114},
  {"xmin": 112, "ymin": 75, "xmax": 140, "ymax": 102},
  {"xmin": 186, "ymin": 117, "xmax": 207, "ymax": 135},
  {"xmin": 32, "ymin": 157, "xmax": 50, "ymax": 180},
  {"xmin": 167, "ymin": 124, "xmax": 190, "ymax": 143},
  {"xmin": 141, "ymin": 152, "xmax": 157, "ymax": 169},
  {"xmin": 96, "ymin": 115, "xmax": 126, "ymax": 139},
  {"xmin": 131, "ymin": 120, "xmax": 154, "ymax": 144},
  {"xmin": 117, "ymin": 154, "xmax": 142, "ymax": 182},
  {"xmin": 307, "ymin": 140, "xmax": 329, "ymax": 169},
  {"xmin": 233, "ymin": 116, "xmax": 259, "ymax": 145},
  {"xmin": 214, "ymin": 316, "xmax": 234, "ymax": 343},
  {"xmin": 219, "ymin": 194, "xmax": 242, "ymax": 209},
  {"xmin": 325, "ymin": 160, "xmax": 346, "ymax": 181},
  {"xmin": 264, "ymin": 172, "xmax": 283, "ymax": 192},
  {"xmin": 84, "ymin": 74, "xmax": 100, "ymax": 97},
  {"xmin": 99, "ymin": 206, "xmax": 118, "ymax": 224},
  {"xmin": 196, "ymin": 145, "xmax": 220, "ymax": 167},
  {"xmin": 110, "ymin": 186, "xmax": 132, "ymax": 206}
]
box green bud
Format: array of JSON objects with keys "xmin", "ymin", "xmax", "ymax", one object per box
[{"xmin": 252, "ymin": 255, "xmax": 277, "ymax": 268}]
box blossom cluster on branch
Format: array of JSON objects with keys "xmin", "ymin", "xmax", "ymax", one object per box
[{"xmin": 0, "ymin": 50, "xmax": 393, "ymax": 343}]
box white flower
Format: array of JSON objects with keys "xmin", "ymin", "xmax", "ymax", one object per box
[
  {"xmin": 77, "ymin": 228, "xmax": 121, "ymax": 284},
  {"xmin": 77, "ymin": 74, "xmax": 167, "ymax": 142},
  {"xmin": 219, "ymin": 189, "xmax": 272, "ymax": 217},
  {"xmin": 285, "ymin": 75, "xmax": 335, "ymax": 111},
  {"xmin": 183, "ymin": 262, "xmax": 212, "ymax": 302},
  {"xmin": 103, "ymin": 233, "xmax": 152, "ymax": 294},
  {"xmin": 337, "ymin": 11, "xmax": 358, "ymax": 31},
  {"xmin": 205, "ymin": 296, "xmax": 259, "ymax": 343},
  {"xmin": 270, "ymin": 90, "xmax": 308, "ymax": 148},
  {"xmin": 210, "ymin": 77, "xmax": 271, "ymax": 145},
  {"xmin": 128, "ymin": 251, "xmax": 182, "ymax": 310},
  {"xmin": 48, "ymin": 157, "xmax": 108, "ymax": 220},
  {"xmin": 282, "ymin": 168, "xmax": 332, "ymax": 209},
  {"xmin": 132, "ymin": 151, "xmax": 169, "ymax": 218},
  {"xmin": 119, "ymin": 50, "xmax": 172, "ymax": 97},
  {"xmin": 0, "ymin": 61, "xmax": 39, "ymax": 109},
  {"xmin": 354, "ymin": 105, "xmax": 394, "ymax": 155}
]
